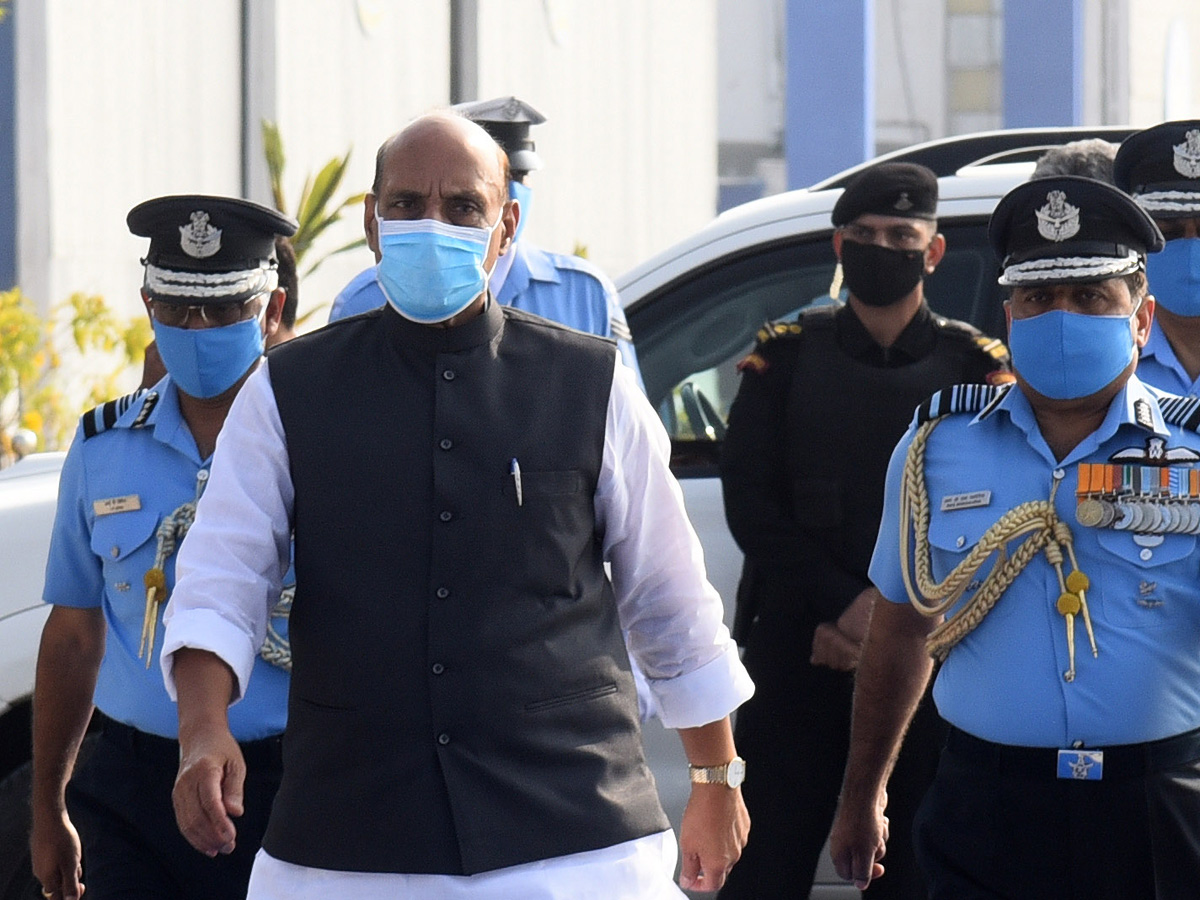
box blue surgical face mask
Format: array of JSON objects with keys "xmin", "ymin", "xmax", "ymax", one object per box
[
  {"xmin": 1146, "ymin": 238, "xmax": 1200, "ymax": 317},
  {"xmin": 375, "ymin": 214, "xmax": 500, "ymax": 324},
  {"xmin": 1009, "ymin": 306, "xmax": 1138, "ymax": 400},
  {"xmin": 152, "ymin": 312, "xmax": 265, "ymax": 399},
  {"xmin": 508, "ymin": 180, "xmax": 531, "ymax": 245}
]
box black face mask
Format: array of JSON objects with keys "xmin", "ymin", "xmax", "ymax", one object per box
[{"xmin": 839, "ymin": 239, "xmax": 927, "ymax": 308}]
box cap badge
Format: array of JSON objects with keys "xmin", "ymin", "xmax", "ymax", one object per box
[
  {"xmin": 893, "ymin": 192, "xmax": 913, "ymax": 212},
  {"xmin": 1036, "ymin": 190, "xmax": 1081, "ymax": 242},
  {"xmin": 501, "ymin": 97, "xmax": 522, "ymax": 120},
  {"xmin": 1172, "ymin": 130, "xmax": 1200, "ymax": 179},
  {"xmin": 179, "ymin": 211, "xmax": 222, "ymax": 259}
]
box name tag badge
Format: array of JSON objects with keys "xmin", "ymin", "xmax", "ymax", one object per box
[
  {"xmin": 93, "ymin": 494, "xmax": 141, "ymax": 517},
  {"xmin": 940, "ymin": 490, "xmax": 992, "ymax": 512},
  {"xmin": 1057, "ymin": 749, "xmax": 1104, "ymax": 780}
]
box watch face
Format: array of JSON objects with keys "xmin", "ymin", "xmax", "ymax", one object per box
[{"xmin": 727, "ymin": 757, "xmax": 746, "ymax": 788}]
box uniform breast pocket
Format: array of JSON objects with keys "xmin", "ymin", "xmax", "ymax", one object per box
[
  {"xmin": 88, "ymin": 508, "xmax": 160, "ymax": 575},
  {"xmin": 1093, "ymin": 531, "xmax": 1196, "ymax": 629},
  {"xmin": 925, "ymin": 506, "xmax": 1021, "ymax": 623}
]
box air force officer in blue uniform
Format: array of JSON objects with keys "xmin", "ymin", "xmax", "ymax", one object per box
[
  {"xmin": 32, "ymin": 196, "xmax": 297, "ymax": 900},
  {"xmin": 328, "ymin": 96, "xmax": 642, "ymax": 382},
  {"xmin": 832, "ymin": 176, "xmax": 1200, "ymax": 899}
]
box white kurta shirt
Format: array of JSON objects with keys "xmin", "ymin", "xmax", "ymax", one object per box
[{"xmin": 162, "ymin": 356, "xmax": 753, "ymax": 899}]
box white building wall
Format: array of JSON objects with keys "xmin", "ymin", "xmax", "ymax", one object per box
[
  {"xmin": 477, "ymin": 0, "xmax": 718, "ymax": 278},
  {"xmin": 1127, "ymin": 3, "xmax": 1200, "ymax": 125},
  {"xmin": 16, "ymin": 0, "xmax": 717, "ymax": 332},
  {"xmin": 19, "ymin": 1, "xmax": 245, "ymax": 319}
]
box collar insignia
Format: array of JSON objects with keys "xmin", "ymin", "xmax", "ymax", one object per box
[
  {"xmin": 1036, "ymin": 190, "xmax": 1081, "ymax": 242},
  {"xmin": 893, "ymin": 191, "xmax": 913, "ymax": 212},
  {"xmin": 1134, "ymin": 399, "xmax": 1155, "ymax": 430},
  {"xmin": 1173, "ymin": 130, "xmax": 1200, "ymax": 179},
  {"xmin": 179, "ymin": 210, "xmax": 222, "ymax": 259}
]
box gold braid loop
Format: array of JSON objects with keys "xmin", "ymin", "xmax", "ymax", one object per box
[
  {"xmin": 899, "ymin": 418, "xmax": 1085, "ymax": 663},
  {"xmin": 139, "ymin": 499, "xmax": 198, "ymax": 667}
]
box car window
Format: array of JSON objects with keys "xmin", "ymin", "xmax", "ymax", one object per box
[{"xmin": 627, "ymin": 218, "xmax": 1005, "ymax": 477}]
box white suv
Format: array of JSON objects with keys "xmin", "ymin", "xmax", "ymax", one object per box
[{"xmin": 0, "ymin": 126, "xmax": 1132, "ymax": 899}]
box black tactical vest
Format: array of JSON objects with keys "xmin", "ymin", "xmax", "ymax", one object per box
[
  {"xmin": 782, "ymin": 306, "xmax": 998, "ymax": 617},
  {"xmin": 264, "ymin": 301, "xmax": 668, "ymax": 874}
]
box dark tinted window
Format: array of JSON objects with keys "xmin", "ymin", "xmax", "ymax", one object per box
[{"xmin": 627, "ymin": 218, "xmax": 1005, "ymax": 475}]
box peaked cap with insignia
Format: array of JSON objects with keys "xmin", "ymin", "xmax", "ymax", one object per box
[
  {"xmin": 988, "ymin": 176, "xmax": 1164, "ymax": 286},
  {"xmin": 127, "ymin": 195, "xmax": 298, "ymax": 304},
  {"xmin": 1113, "ymin": 120, "xmax": 1200, "ymax": 219},
  {"xmin": 451, "ymin": 96, "xmax": 546, "ymax": 175},
  {"xmin": 831, "ymin": 162, "xmax": 938, "ymax": 226}
]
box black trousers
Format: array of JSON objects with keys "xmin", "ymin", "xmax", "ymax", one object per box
[
  {"xmin": 720, "ymin": 622, "xmax": 946, "ymax": 900},
  {"xmin": 915, "ymin": 728, "xmax": 1200, "ymax": 900},
  {"xmin": 65, "ymin": 717, "xmax": 283, "ymax": 900}
]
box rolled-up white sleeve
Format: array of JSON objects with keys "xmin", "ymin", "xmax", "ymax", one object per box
[
  {"xmin": 597, "ymin": 359, "xmax": 754, "ymax": 730},
  {"xmin": 161, "ymin": 361, "xmax": 293, "ymax": 704}
]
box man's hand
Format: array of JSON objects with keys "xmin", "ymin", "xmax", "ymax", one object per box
[
  {"xmin": 173, "ymin": 722, "xmax": 245, "ymax": 857},
  {"xmin": 30, "ymin": 808, "xmax": 84, "ymax": 900},
  {"xmin": 811, "ymin": 587, "xmax": 881, "ymax": 671},
  {"xmin": 678, "ymin": 783, "xmax": 750, "ymax": 893},
  {"xmin": 810, "ymin": 622, "xmax": 863, "ymax": 670},
  {"xmin": 829, "ymin": 787, "xmax": 889, "ymax": 890}
]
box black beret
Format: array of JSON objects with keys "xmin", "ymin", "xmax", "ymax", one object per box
[
  {"xmin": 1113, "ymin": 120, "xmax": 1200, "ymax": 219},
  {"xmin": 452, "ymin": 96, "xmax": 546, "ymax": 174},
  {"xmin": 831, "ymin": 162, "xmax": 938, "ymax": 226},
  {"xmin": 988, "ymin": 176, "xmax": 1164, "ymax": 286},
  {"xmin": 127, "ymin": 195, "xmax": 298, "ymax": 304}
]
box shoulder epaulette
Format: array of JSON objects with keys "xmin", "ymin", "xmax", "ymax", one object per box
[
  {"xmin": 933, "ymin": 315, "xmax": 1013, "ymax": 365},
  {"xmin": 916, "ymin": 383, "xmax": 1012, "ymax": 425},
  {"xmin": 754, "ymin": 319, "xmax": 803, "ymax": 345},
  {"xmin": 737, "ymin": 319, "xmax": 803, "ymax": 375},
  {"xmin": 1157, "ymin": 394, "xmax": 1200, "ymax": 433},
  {"xmin": 80, "ymin": 389, "xmax": 157, "ymax": 440}
]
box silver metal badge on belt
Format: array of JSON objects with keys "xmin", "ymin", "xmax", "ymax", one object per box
[{"xmin": 1057, "ymin": 749, "xmax": 1104, "ymax": 780}]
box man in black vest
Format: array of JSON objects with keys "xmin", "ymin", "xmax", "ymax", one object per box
[
  {"xmin": 718, "ymin": 162, "xmax": 1011, "ymax": 900},
  {"xmin": 159, "ymin": 112, "xmax": 753, "ymax": 899}
]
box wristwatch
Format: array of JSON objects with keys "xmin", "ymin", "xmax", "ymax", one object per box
[{"xmin": 688, "ymin": 756, "xmax": 746, "ymax": 788}]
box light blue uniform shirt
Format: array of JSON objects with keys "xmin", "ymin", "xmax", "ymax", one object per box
[
  {"xmin": 871, "ymin": 377, "xmax": 1200, "ymax": 748},
  {"xmin": 328, "ymin": 241, "xmax": 643, "ymax": 383},
  {"xmin": 42, "ymin": 377, "xmax": 289, "ymax": 740},
  {"xmin": 1137, "ymin": 319, "xmax": 1200, "ymax": 396}
]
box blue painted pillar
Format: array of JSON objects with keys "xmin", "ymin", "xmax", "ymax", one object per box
[
  {"xmin": 786, "ymin": 0, "xmax": 874, "ymax": 189},
  {"xmin": 0, "ymin": 6, "xmax": 14, "ymax": 290},
  {"xmin": 1003, "ymin": 0, "xmax": 1082, "ymax": 127}
]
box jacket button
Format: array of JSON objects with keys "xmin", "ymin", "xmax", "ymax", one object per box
[
  {"xmin": 439, "ymin": 438, "xmax": 453, "ymax": 450},
  {"xmin": 437, "ymin": 733, "xmax": 450, "ymax": 745},
  {"xmin": 439, "ymin": 510, "xmax": 453, "ymax": 522},
  {"xmin": 432, "ymin": 663, "xmax": 445, "ymax": 675},
  {"xmin": 436, "ymin": 587, "xmax": 450, "ymax": 599},
  {"xmin": 442, "ymin": 369, "xmax": 456, "ymax": 381}
]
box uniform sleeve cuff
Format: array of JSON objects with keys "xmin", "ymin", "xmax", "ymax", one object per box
[
  {"xmin": 648, "ymin": 643, "xmax": 755, "ymax": 730},
  {"xmin": 160, "ymin": 608, "xmax": 260, "ymax": 704}
]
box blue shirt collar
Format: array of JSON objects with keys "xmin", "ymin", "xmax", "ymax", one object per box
[{"xmin": 980, "ymin": 375, "xmax": 1168, "ymax": 466}]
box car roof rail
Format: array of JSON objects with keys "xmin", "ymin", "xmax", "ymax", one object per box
[{"xmin": 808, "ymin": 125, "xmax": 1136, "ymax": 191}]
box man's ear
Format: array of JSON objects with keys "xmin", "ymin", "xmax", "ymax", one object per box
[
  {"xmin": 1134, "ymin": 293, "xmax": 1156, "ymax": 348},
  {"xmin": 263, "ymin": 288, "xmax": 286, "ymax": 340},
  {"xmin": 499, "ymin": 199, "xmax": 519, "ymax": 256},
  {"xmin": 364, "ymin": 194, "xmax": 381, "ymax": 261},
  {"xmin": 924, "ymin": 233, "xmax": 947, "ymax": 273},
  {"xmin": 831, "ymin": 229, "xmax": 844, "ymax": 262}
]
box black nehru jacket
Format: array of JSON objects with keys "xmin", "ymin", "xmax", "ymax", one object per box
[{"xmin": 264, "ymin": 301, "xmax": 667, "ymax": 874}]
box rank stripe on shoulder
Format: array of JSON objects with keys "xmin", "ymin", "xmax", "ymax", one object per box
[
  {"xmin": 1159, "ymin": 394, "xmax": 1200, "ymax": 433},
  {"xmin": 917, "ymin": 383, "xmax": 1011, "ymax": 425},
  {"xmin": 754, "ymin": 319, "xmax": 803, "ymax": 345},
  {"xmin": 81, "ymin": 389, "xmax": 150, "ymax": 440}
]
